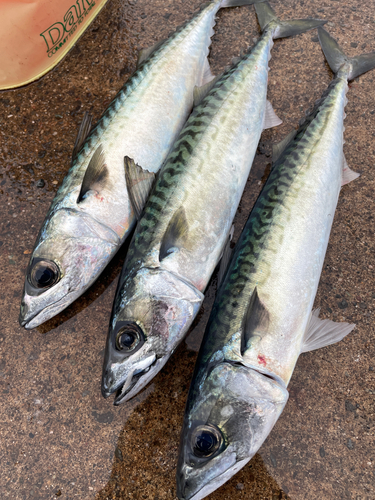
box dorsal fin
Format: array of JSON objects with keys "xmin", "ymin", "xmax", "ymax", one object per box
[
  {"xmin": 193, "ymin": 75, "xmax": 221, "ymax": 107},
  {"xmin": 124, "ymin": 156, "xmax": 156, "ymax": 220},
  {"xmin": 159, "ymin": 206, "xmax": 189, "ymax": 261},
  {"xmin": 72, "ymin": 112, "xmax": 92, "ymax": 165},
  {"xmin": 77, "ymin": 144, "xmax": 107, "ymax": 203},
  {"xmin": 301, "ymin": 308, "xmax": 355, "ymax": 353},
  {"xmin": 137, "ymin": 39, "xmax": 165, "ymax": 67},
  {"xmin": 272, "ymin": 129, "xmax": 297, "ymax": 164},
  {"xmin": 217, "ymin": 225, "xmax": 234, "ymax": 287},
  {"xmin": 241, "ymin": 288, "xmax": 270, "ymax": 356},
  {"xmin": 231, "ymin": 56, "xmax": 242, "ymax": 66}
]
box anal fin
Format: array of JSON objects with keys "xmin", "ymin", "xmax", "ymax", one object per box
[
  {"xmin": 263, "ymin": 100, "xmax": 282, "ymax": 130},
  {"xmin": 201, "ymin": 57, "xmax": 215, "ymax": 86},
  {"xmin": 301, "ymin": 308, "xmax": 355, "ymax": 353},
  {"xmin": 342, "ymin": 154, "xmax": 360, "ymax": 186}
]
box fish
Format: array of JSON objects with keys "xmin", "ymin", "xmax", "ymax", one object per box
[
  {"xmin": 176, "ymin": 26, "xmax": 375, "ymax": 500},
  {"xmin": 101, "ymin": 2, "xmax": 326, "ymax": 405},
  {"xmin": 18, "ymin": 0, "xmax": 258, "ymax": 329}
]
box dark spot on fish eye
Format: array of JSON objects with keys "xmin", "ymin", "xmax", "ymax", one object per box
[
  {"xmin": 119, "ymin": 332, "xmax": 137, "ymax": 349},
  {"xmin": 29, "ymin": 260, "xmax": 60, "ymax": 289},
  {"xmin": 191, "ymin": 425, "xmax": 222, "ymax": 458},
  {"xmin": 115, "ymin": 323, "xmax": 143, "ymax": 352},
  {"xmin": 196, "ymin": 431, "xmax": 216, "ymax": 453}
]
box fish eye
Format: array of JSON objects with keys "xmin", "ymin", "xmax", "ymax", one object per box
[
  {"xmin": 29, "ymin": 259, "xmax": 60, "ymax": 289},
  {"xmin": 116, "ymin": 323, "xmax": 143, "ymax": 352},
  {"xmin": 191, "ymin": 424, "xmax": 222, "ymax": 458}
]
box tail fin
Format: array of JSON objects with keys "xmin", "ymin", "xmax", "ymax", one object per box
[
  {"xmin": 221, "ymin": 0, "xmax": 267, "ymax": 7},
  {"xmin": 255, "ymin": 1, "xmax": 325, "ymax": 39},
  {"xmin": 318, "ymin": 27, "xmax": 375, "ymax": 80}
]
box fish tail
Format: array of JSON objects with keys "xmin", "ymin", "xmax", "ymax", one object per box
[
  {"xmin": 318, "ymin": 27, "xmax": 375, "ymax": 80},
  {"xmin": 220, "ymin": 0, "xmax": 265, "ymax": 8},
  {"xmin": 255, "ymin": 1, "xmax": 326, "ymax": 39}
]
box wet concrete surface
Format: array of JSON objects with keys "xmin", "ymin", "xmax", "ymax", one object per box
[{"xmin": 0, "ymin": 0, "xmax": 374, "ymax": 499}]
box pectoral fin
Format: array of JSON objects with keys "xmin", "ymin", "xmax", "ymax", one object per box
[
  {"xmin": 77, "ymin": 144, "xmax": 108, "ymax": 203},
  {"xmin": 124, "ymin": 156, "xmax": 156, "ymax": 220},
  {"xmin": 241, "ymin": 288, "xmax": 270, "ymax": 355},
  {"xmin": 159, "ymin": 206, "xmax": 189, "ymax": 261}
]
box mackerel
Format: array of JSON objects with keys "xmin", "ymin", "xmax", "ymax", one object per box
[
  {"xmin": 101, "ymin": 3, "xmax": 325, "ymax": 405},
  {"xmin": 19, "ymin": 0, "xmax": 256, "ymax": 329},
  {"xmin": 176, "ymin": 27, "xmax": 375, "ymax": 500}
]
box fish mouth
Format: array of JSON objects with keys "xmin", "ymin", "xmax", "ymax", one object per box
[
  {"xmin": 113, "ymin": 356, "xmax": 159, "ymax": 406},
  {"xmin": 177, "ymin": 457, "xmax": 250, "ymax": 500},
  {"xmin": 19, "ymin": 293, "xmax": 69, "ymax": 329}
]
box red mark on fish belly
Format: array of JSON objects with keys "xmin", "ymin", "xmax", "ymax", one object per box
[{"xmin": 257, "ymin": 354, "xmax": 266, "ymax": 367}]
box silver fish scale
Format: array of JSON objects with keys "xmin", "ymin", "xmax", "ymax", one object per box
[
  {"xmin": 200, "ymin": 74, "xmax": 348, "ymax": 386},
  {"xmin": 20, "ymin": 0, "xmax": 226, "ymax": 329},
  {"xmin": 55, "ymin": 1, "xmax": 220, "ymax": 206},
  {"xmin": 103, "ymin": 27, "xmax": 275, "ymax": 404},
  {"xmin": 122, "ymin": 30, "xmax": 275, "ymax": 285}
]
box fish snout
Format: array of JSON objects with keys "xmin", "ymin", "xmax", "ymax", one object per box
[
  {"xmin": 176, "ymin": 478, "xmax": 187, "ymax": 500},
  {"xmin": 19, "ymin": 304, "xmax": 27, "ymax": 327},
  {"xmin": 18, "ymin": 295, "xmax": 33, "ymax": 328},
  {"xmin": 101, "ymin": 367, "xmax": 117, "ymax": 398},
  {"xmin": 176, "ymin": 469, "xmax": 192, "ymax": 500}
]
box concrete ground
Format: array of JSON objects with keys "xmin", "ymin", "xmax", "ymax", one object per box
[{"xmin": 0, "ymin": 0, "xmax": 373, "ymax": 499}]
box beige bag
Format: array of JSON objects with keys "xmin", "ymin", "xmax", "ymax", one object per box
[{"xmin": 0, "ymin": 0, "xmax": 109, "ymax": 90}]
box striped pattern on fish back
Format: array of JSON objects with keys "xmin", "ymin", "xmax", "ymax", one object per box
[
  {"xmin": 123, "ymin": 38, "xmax": 271, "ymax": 273},
  {"xmin": 123, "ymin": 73, "xmax": 235, "ymax": 271},
  {"xmin": 200, "ymin": 77, "xmax": 345, "ymax": 360},
  {"xmin": 59, "ymin": 3, "xmax": 218, "ymax": 191}
]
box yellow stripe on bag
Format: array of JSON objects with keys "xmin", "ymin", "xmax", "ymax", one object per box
[{"xmin": 0, "ymin": 0, "xmax": 110, "ymax": 90}]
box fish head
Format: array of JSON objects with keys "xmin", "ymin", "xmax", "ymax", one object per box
[
  {"xmin": 176, "ymin": 362, "xmax": 288, "ymax": 500},
  {"xmin": 19, "ymin": 209, "xmax": 119, "ymax": 329},
  {"xmin": 102, "ymin": 267, "xmax": 204, "ymax": 404}
]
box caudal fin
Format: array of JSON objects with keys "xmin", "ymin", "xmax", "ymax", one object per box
[
  {"xmin": 255, "ymin": 1, "xmax": 326, "ymax": 39},
  {"xmin": 318, "ymin": 27, "xmax": 375, "ymax": 80},
  {"xmin": 221, "ymin": 0, "xmax": 265, "ymax": 8}
]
